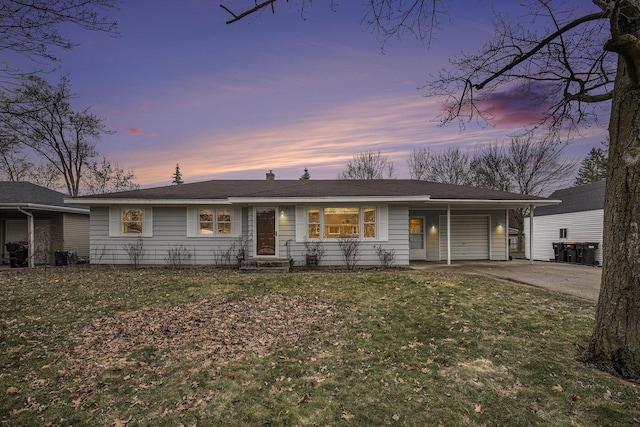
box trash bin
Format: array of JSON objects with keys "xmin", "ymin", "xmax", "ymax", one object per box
[
  {"xmin": 564, "ymin": 242, "xmax": 577, "ymax": 263},
  {"xmin": 55, "ymin": 251, "xmax": 69, "ymax": 266},
  {"xmin": 582, "ymin": 242, "xmax": 599, "ymax": 265},
  {"xmin": 552, "ymin": 242, "xmax": 565, "ymax": 262},
  {"xmin": 5, "ymin": 241, "xmax": 28, "ymax": 268}
]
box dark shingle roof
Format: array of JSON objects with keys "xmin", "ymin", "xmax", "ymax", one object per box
[
  {"xmin": 0, "ymin": 181, "xmax": 68, "ymax": 207},
  {"xmin": 72, "ymin": 179, "xmax": 548, "ymax": 201},
  {"xmin": 534, "ymin": 181, "xmax": 605, "ymax": 216},
  {"xmin": 0, "ymin": 181, "xmax": 87, "ymax": 209}
]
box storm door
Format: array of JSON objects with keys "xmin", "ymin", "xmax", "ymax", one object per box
[
  {"xmin": 256, "ymin": 207, "xmax": 277, "ymax": 256},
  {"xmin": 409, "ymin": 217, "xmax": 426, "ymax": 260}
]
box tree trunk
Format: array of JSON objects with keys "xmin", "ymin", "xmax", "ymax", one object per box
[{"xmin": 589, "ymin": 35, "xmax": 640, "ymax": 379}]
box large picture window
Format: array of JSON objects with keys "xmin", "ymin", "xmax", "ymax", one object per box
[
  {"xmin": 296, "ymin": 205, "xmax": 387, "ymax": 242},
  {"xmin": 324, "ymin": 207, "xmax": 360, "ymax": 237}
]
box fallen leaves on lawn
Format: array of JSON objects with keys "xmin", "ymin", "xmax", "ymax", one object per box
[{"xmin": 65, "ymin": 295, "xmax": 335, "ymax": 378}]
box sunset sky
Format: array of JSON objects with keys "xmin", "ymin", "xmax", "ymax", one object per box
[{"xmin": 41, "ymin": 0, "xmax": 608, "ymax": 187}]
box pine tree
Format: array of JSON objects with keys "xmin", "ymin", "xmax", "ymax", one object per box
[
  {"xmin": 172, "ymin": 163, "xmax": 184, "ymax": 185},
  {"xmin": 574, "ymin": 146, "xmax": 607, "ymax": 186},
  {"xmin": 299, "ymin": 168, "xmax": 310, "ymax": 180}
]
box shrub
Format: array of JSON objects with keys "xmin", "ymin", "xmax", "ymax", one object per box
[
  {"xmin": 338, "ymin": 236, "xmax": 361, "ymax": 270},
  {"xmin": 165, "ymin": 244, "xmax": 192, "ymax": 268},
  {"xmin": 375, "ymin": 245, "xmax": 396, "ymax": 269},
  {"xmin": 123, "ymin": 236, "xmax": 145, "ymax": 269}
]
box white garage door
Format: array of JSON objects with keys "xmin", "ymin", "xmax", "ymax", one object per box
[{"xmin": 439, "ymin": 215, "xmax": 490, "ymax": 260}]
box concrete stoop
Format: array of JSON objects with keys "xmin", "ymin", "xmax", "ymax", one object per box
[{"xmin": 239, "ymin": 258, "xmax": 293, "ymax": 273}]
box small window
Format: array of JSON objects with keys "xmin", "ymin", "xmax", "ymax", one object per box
[
  {"xmin": 122, "ymin": 209, "xmax": 143, "ymax": 234},
  {"xmin": 308, "ymin": 208, "xmax": 320, "ymax": 238},
  {"xmin": 217, "ymin": 209, "xmax": 231, "ymax": 234},
  {"xmin": 559, "ymin": 228, "xmax": 568, "ymax": 239},
  {"xmin": 199, "ymin": 209, "xmax": 214, "ymax": 234},
  {"xmin": 363, "ymin": 207, "xmax": 376, "ymax": 238}
]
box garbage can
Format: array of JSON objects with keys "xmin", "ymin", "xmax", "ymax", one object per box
[
  {"xmin": 5, "ymin": 242, "xmax": 28, "ymax": 268},
  {"xmin": 552, "ymin": 242, "xmax": 564, "ymax": 262},
  {"xmin": 582, "ymin": 242, "xmax": 599, "ymax": 265},
  {"xmin": 576, "ymin": 242, "xmax": 585, "ymax": 264},
  {"xmin": 55, "ymin": 251, "xmax": 69, "ymax": 266},
  {"xmin": 564, "ymin": 242, "xmax": 577, "ymax": 263}
]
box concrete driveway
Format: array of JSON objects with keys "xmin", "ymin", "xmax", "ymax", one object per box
[{"xmin": 411, "ymin": 260, "xmax": 601, "ymax": 302}]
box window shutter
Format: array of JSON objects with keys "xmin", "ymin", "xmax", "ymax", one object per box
[
  {"xmin": 109, "ymin": 207, "xmax": 120, "ymax": 237},
  {"xmin": 232, "ymin": 206, "xmax": 242, "ymax": 237},
  {"xmin": 295, "ymin": 206, "xmax": 306, "ymax": 242},
  {"xmin": 142, "ymin": 207, "xmax": 153, "ymax": 237},
  {"xmin": 186, "ymin": 207, "xmax": 197, "ymax": 237},
  {"xmin": 377, "ymin": 205, "xmax": 388, "ymax": 241}
]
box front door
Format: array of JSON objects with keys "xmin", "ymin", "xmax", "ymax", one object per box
[
  {"xmin": 256, "ymin": 207, "xmax": 277, "ymax": 256},
  {"xmin": 409, "ymin": 217, "xmax": 426, "ymax": 260}
]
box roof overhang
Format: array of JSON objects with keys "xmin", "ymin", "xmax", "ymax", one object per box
[
  {"xmin": 65, "ymin": 198, "xmax": 232, "ymax": 206},
  {"xmin": 420, "ymin": 199, "xmax": 562, "ymax": 210},
  {"xmin": 227, "ymin": 195, "xmax": 432, "ymax": 204},
  {"xmin": 0, "ymin": 203, "xmax": 89, "ymax": 215}
]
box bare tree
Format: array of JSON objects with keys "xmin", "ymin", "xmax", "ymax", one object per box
[
  {"xmin": 0, "ymin": 75, "xmax": 110, "ymax": 196},
  {"xmin": 469, "ymin": 143, "xmax": 513, "ymax": 193},
  {"xmin": 338, "ymin": 150, "xmax": 396, "ymax": 180},
  {"xmin": 0, "ymin": 143, "xmax": 33, "ymax": 181},
  {"xmin": 408, "ymin": 146, "xmax": 472, "ymax": 185},
  {"xmin": 224, "ymin": 0, "xmax": 640, "ymax": 380},
  {"xmin": 83, "ymin": 156, "xmax": 139, "ymax": 195},
  {"xmin": 1, "ymin": 0, "xmax": 118, "ymax": 76}
]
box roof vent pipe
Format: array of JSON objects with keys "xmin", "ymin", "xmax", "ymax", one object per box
[{"xmin": 266, "ymin": 170, "xmax": 275, "ymax": 180}]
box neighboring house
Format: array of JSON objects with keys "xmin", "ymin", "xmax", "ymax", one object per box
[
  {"xmin": 67, "ymin": 177, "xmax": 559, "ymax": 267},
  {"xmin": 0, "ymin": 182, "xmax": 90, "ymax": 266},
  {"xmin": 524, "ymin": 180, "xmax": 605, "ymax": 265}
]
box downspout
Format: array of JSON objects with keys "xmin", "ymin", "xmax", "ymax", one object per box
[
  {"xmin": 17, "ymin": 206, "xmax": 35, "ymax": 268},
  {"xmin": 447, "ymin": 204, "xmax": 451, "ymax": 265},
  {"xmin": 505, "ymin": 208, "xmax": 510, "ymax": 260},
  {"xmin": 529, "ymin": 204, "xmax": 534, "ymax": 265}
]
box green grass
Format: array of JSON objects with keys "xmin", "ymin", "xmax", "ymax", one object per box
[{"xmin": 1, "ymin": 267, "xmax": 638, "ymax": 426}]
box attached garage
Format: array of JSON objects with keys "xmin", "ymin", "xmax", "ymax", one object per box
[{"xmin": 439, "ymin": 215, "xmax": 490, "ymax": 260}]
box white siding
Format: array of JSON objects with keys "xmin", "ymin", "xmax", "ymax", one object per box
[
  {"xmin": 90, "ymin": 206, "xmax": 247, "ymax": 266},
  {"xmin": 524, "ymin": 209, "xmax": 604, "ymax": 264}
]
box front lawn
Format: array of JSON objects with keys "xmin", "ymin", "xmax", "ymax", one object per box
[{"xmin": 1, "ymin": 268, "xmax": 638, "ymax": 426}]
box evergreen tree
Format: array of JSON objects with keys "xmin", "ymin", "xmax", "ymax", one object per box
[
  {"xmin": 172, "ymin": 163, "xmax": 183, "ymax": 185},
  {"xmin": 574, "ymin": 146, "xmax": 608, "ymax": 186},
  {"xmin": 299, "ymin": 168, "xmax": 310, "ymax": 180}
]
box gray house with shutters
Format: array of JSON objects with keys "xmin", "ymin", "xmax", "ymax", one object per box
[
  {"xmin": 524, "ymin": 181, "xmax": 605, "ymax": 265},
  {"xmin": 68, "ymin": 178, "xmax": 559, "ymax": 267},
  {"xmin": 1, "ymin": 182, "xmax": 90, "ymax": 266}
]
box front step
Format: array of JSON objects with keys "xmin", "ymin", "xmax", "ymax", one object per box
[{"xmin": 239, "ymin": 258, "xmax": 293, "ymax": 273}]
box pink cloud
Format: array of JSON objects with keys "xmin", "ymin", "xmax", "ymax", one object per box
[
  {"xmin": 475, "ymin": 83, "xmax": 553, "ymax": 126},
  {"xmin": 128, "ymin": 127, "xmax": 142, "ymax": 136}
]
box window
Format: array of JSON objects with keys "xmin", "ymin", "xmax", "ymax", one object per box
[
  {"xmin": 217, "ymin": 209, "xmax": 231, "ymax": 234},
  {"xmin": 122, "ymin": 209, "xmax": 143, "ymax": 234},
  {"xmin": 324, "ymin": 207, "xmax": 360, "ymax": 237},
  {"xmin": 109, "ymin": 207, "xmax": 153, "ymax": 237},
  {"xmin": 308, "ymin": 208, "xmax": 320, "ymax": 238},
  {"xmin": 363, "ymin": 207, "xmax": 376, "ymax": 238},
  {"xmin": 198, "ymin": 209, "xmax": 214, "ymax": 234},
  {"xmin": 559, "ymin": 228, "xmax": 568, "ymax": 239},
  {"xmin": 187, "ymin": 207, "xmax": 240, "ymax": 237},
  {"xmin": 296, "ymin": 205, "xmax": 387, "ymax": 242}
]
